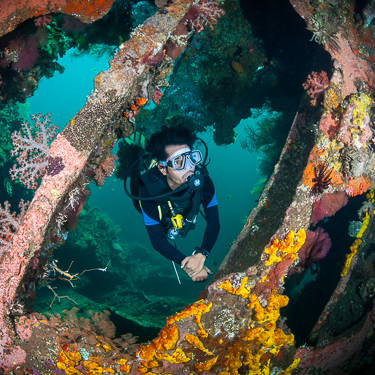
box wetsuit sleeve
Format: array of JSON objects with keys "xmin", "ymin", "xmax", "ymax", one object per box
[
  {"xmin": 200, "ymin": 176, "xmax": 220, "ymax": 254},
  {"xmin": 140, "ymin": 186, "xmax": 186, "ymax": 264}
]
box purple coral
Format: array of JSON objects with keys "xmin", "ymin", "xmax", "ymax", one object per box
[
  {"xmin": 185, "ymin": 0, "xmax": 226, "ymax": 32},
  {"xmin": 46, "ymin": 156, "xmax": 65, "ymax": 176}
]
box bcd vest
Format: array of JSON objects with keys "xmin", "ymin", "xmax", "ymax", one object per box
[{"xmin": 140, "ymin": 165, "xmax": 208, "ymax": 237}]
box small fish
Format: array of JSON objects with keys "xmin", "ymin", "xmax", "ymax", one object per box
[
  {"xmin": 211, "ymin": 260, "xmax": 218, "ymax": 266},
  {"xmin": 112, "ymin": 188, "xmax": 115, "ymax": 193},
  {"xmin": 91, "ymin": 68, "xmax": 97, "ymax": 71},
  {"xmin": 114, "ymin": 178, "xmax": 117, "ymax": 182},
  {"xmin": 227, "ymin": 195, "xmax": 231, "ymax": 200}
]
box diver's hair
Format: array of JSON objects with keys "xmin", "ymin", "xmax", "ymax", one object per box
[{"xmin": 146, "ymin": 125, "xmax": 197, "ymax": 161}]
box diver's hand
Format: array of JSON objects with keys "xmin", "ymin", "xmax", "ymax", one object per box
[
  {"xmin": 191, "ymin": 267, "xmax": 213, "ymax": 282},
  {"xmin": 181, "ymin": 253, "xmax": 206, "ymax": 277}
]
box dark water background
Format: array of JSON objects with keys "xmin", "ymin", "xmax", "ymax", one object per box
[{"xmin": 27, "ymin": 49, "xmax": 262, "ymax": 303}]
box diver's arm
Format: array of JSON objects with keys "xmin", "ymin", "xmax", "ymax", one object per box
[
  {"xmin": 201, "ymin": 204, "xmax": 220, "ymax": 253},
  {"xmin": 200, "ymin": 177, "xmax": 220, "ymax": 254},
  {"xmin": 144, "ymin": 224, "xmax": 186, "ymax": 264},
  {"xmin": 182, "ymin": 178, "xmax": 219, "ymax": 278}
]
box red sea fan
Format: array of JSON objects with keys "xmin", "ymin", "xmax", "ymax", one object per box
[
  {"xmin": 302, "ymin": 70, "xmax": 329, "ymax": 106},
  {"xmin": 185, "ymin": 0, "xmax": 226, "ymax": 32},
  {"xmin": 0, "ymin": 37, "xmax": 25, "ymax": 69},
  {"xmin": 11, "ymin": 35, "xmax": 40, "ymax": 71},
  {"xmin": 288, "ymin": 228, "xmax": 332, "ymax": 282},
  {"xmin": 312, "ymin": 191, "xmax": 348, "ymax": 226}
]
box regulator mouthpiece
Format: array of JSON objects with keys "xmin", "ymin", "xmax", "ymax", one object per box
[{"xmin": 186, "ymin": 172, "xmax": 203, "ymax": 191}]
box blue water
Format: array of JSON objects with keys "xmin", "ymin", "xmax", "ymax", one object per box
[{"xmin": 27, "ymin": 48, "xmax": 262, "ymax": 301}]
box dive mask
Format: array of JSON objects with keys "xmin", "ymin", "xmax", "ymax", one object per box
[{"xmin": 159, "ymin": 148, "xmax": 202, "ymax": 171}]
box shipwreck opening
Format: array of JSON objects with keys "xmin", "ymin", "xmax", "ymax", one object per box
[
  {"xmin": 1, "ymin": 0, "xmax": 375, "ymax": 373},
  {"xmin": 0, "ymin": 0, "xmax": 340, "ymax": 346},
  {"xmin": 282, "ymin": 193, "xmax": 369, "ymax": 346}
]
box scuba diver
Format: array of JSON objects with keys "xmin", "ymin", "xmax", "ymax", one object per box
[{"xmin": 124, "ymin": 125, "xmax": 220, "ymax": 283}]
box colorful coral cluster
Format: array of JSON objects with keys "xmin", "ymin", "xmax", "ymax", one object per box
[
  {"xmin": 302, "ymin": 143, "xmax": 372, "ymax": 203},
  {"xmin": 56, "ymin": 346, "xmax": 118, "ymax": 375},
  {"xmin": 338, "ymin": 93, "xmax": 373, "ymax": 148},
  {"xmin": 0, "ymin": 0, "xmax": 116, "ymax": 38},
  {"xmin": 301, "ymin": 76, "xmax": 374, "ymax": 210},
  {"xmin": 136, "ymin": 300, "xmax": 212, "ymax": 373},
  {"xmin": 216, "ymin": 277, "xmax": 299, "ymax": 375},
  {"xmin": 120, "ymin": 97, "xmax": 147, "ymax": 119}
]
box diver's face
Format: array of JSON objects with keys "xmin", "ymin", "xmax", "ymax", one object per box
[{"xmin": 158, "ymin": 144, "xmax": 195, "ymax": 190}]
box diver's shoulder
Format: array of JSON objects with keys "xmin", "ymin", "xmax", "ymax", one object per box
[{"xmin": 203, "ymin": 174, "xmax": 215, "ymax": 190}]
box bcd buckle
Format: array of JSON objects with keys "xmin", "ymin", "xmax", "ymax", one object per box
[{"xmin": 171, "ymin": 214, "xmax": 184, "ymax": 229}]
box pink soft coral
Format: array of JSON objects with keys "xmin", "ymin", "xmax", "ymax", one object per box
[
  {"xmin": 185, "ymin": 0, "xmax": 226, "ymax": 32},
  {"xmin": 10, "ymin": 113, "xmax": 58, "ymax": 189},
  {"xmin": 303, "ymin": 71, "xmax": 329, "ymax": 106},
  {"xmin": 34, "ymin": 15, "xmax": 52, "ymax": 27}
]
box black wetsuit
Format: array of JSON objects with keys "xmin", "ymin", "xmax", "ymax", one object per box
[{"xmin": 140, "ymin": 174, "xmax": 220, "ymax": 265}]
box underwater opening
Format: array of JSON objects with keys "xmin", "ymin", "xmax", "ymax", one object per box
[
  {"xmin": 0, "ymin": 0, "xmax": 332, "ymax": 342},
  {"xmin": 282, "ymin": 194, "xmax": 369, "ymax": 346}
]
